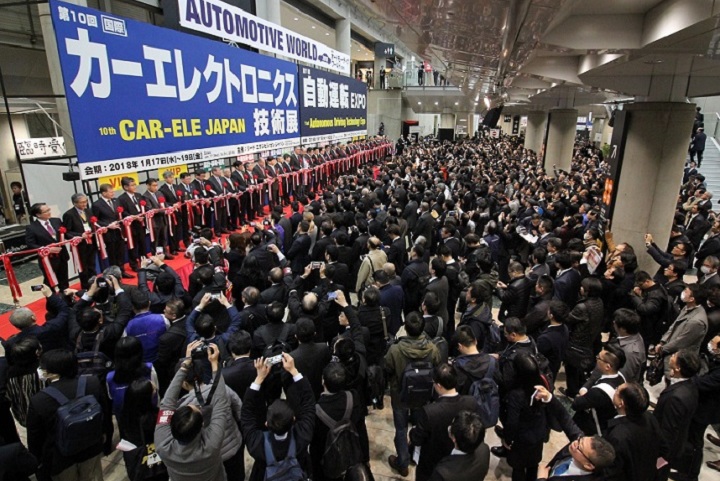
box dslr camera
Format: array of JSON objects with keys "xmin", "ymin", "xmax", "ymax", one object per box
[{"xmin": 191, "ymin": 341, "xmax": 209, "ymax": 360}]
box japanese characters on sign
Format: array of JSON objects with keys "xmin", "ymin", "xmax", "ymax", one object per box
[
  {"xmin": 299, "ymin": 66, "xmax": 367, "ymax": 145},
  {"xmin": 50, "ymin": 0, "xmax": 300, "ymax": 180},
  {"xmin": 16, "ymin": 137, "xmax": 66, "ymax": 160},
  {"xmin": 178, "ymin": 0, "xmax": 350, "ymax": 75}
]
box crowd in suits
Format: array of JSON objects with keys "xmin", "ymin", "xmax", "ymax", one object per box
[{"xmin": 2, "ymin": 134, "xmax": 720, "ymax": 481}]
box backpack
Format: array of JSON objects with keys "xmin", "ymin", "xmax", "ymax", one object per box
[
  {"xmin": 315, "ymin": 392, "xmax": 363, "ymax": 479},
  {"xmin": 467, "ymin": 357, "xmax": 500, "ymax": 428},
  {"xmin": 529, "ymin": 344, "xmax": 555, "ymax": 390},
  {"xmin": 365, "ymin": 365, "xmax": 386, "ymax": 409},
  {"xmin": 263, "ymin": 431, "xmax": 305, "ymax": 481},
  {"xmin": 481, "ymin": 315, "xmax": 502, "ymax": 354},
  {"xmin": 44, "ymin": 375, "xmax": 104, "ymax": 457},
  {"xmin": 399, "ymin": 359, "xmax": 434, "ymax": 408},
  {"xmin": 75, "ymin": 330, "xmax": 113, "ymax": 381},
  {"xmin": 430, "ymin": 317, "xmax": 449, "ymax": 364}
]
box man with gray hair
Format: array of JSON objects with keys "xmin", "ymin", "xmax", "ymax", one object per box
[
  {"xmin": 3, "ymin": 285, "xmax": 70, "ymax": 352},
  {"xmin": 62, "ymin": 193, "xmax": 97, "ymax": 289}
]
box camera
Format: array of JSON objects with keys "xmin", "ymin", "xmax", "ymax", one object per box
[
  {"xmin": 191, "ymin": 342, "xmax": 209, "ymax": 360},
  {"xmin": 311, "ymin": 261, "xmax": 323, "ymax": 269},
  {"xmin": 31, "ymin": 284, "xmax": 44, "ymax": 292},
  {"xmin": 327, "ymin": 291, "xmax": 338, "ymax": 301}
]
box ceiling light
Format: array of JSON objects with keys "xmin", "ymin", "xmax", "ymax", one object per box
[
  {"xmin": 418, "ymin": 102, "xmax": 422, "ymax": 105},
  {"xmin": 454, "ymin": 102, "xmax": 459, "ymax": 105},
  {"xmin": 311, "ymin": 25, "xmax": 316, "ymax": 29},
  {"xmin": 434, "ymin": 102, "xmax": 438, "ymax": 105},
  {"xmin": 484, "ymin": 96, "xmax": 491, "ymax": 109},
  {"xmin": 325, "ymin": 32, "xmax": 330, "ymax": 36},
  {"xmin": 293, "ymin": 17, "xmax": 299, "ymax": 21},
  {"xmin": 643, "ymin": 59, "xmax": 664, "ymax": 64}
]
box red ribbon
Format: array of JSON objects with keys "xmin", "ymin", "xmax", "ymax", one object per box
[
  {"xmin": 38, "ymin": 247, "xmax": 58, "ymax": 288},
  {"xmin": 2, "ymin": 255, "xmax": 21, "ymax": 303}
]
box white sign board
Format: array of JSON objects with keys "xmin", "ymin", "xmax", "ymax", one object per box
[
  {"xmin": 16, "ymin": 137, "xmax": 66, "ymax": 160},
  {"xmin": 178, "ymin": 0, "xmax": 351, "ymax": 75}
]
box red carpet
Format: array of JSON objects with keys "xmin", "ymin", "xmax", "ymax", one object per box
[{"xmin": 0, "ymin": 202, "xmax": 300, "ymax": 340}]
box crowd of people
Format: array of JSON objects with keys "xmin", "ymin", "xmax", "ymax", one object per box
[{"xmin": 0, "ymin": 133, "xmax": 719, "ymax": 481}]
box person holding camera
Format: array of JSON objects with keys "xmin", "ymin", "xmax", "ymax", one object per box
[
  {"xmin": 185, "ymin": 292, "xmax": 243, "ymax": 361},
  {"xmin": 155, "ymin": 341, "xmax": 230, "ymax": 481}
]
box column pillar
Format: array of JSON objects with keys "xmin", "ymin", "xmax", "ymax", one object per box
[
  {"xmin": 544, "ymin": 108, "xmax": 577, "ymax": 173},
  {"xmin": 610, "ymin": 102, "xmax": 696, "ymax": 273},
  {"xmin": 335, "ymin": 18, "xmax": 351, "ymax": 57},
  {"xmin": 38, "ymin": 0, "xmax": 87, "ymax": 157},
  {"xmin": 524, "ymin": 111, "xmax": 546, "ymax": 154},
  {"xmin": 440, "ymin": 110, "xmax": 455, "ymax": 128},
  {"xmin": 255, "ymin": 0, "xmax": 281, "ymax": 25}
]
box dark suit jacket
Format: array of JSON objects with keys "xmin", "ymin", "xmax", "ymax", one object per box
[
  {"xmin": 413, "ymin": 212, "xmax": 435, "ymax": 242},
  {"xmin": 155, "ymin": 318, "xmax": 187, "ymax": 395},
  {"xmin": 498, "ymin": 275, "xmax": 533, "ymax": 320},
  {"xmin": 286, "ymin": 233, "xmax": 311, "ymax": 274},
  {"xmin": 409, "ymin": 394, "xmax": 479, "ymax": 481},
  {"xmin": 693, "ymin": 361, "xmax": 720, "ymax": 425},
  {"xmin": 654, "ymin": 378, "xmax": 698, "ymax": 462},
  {"xmin": 25, "ymin": 218, "xmax": 70, "ymax": 261},
  {"xmin": 554, "ymin": 268, "xmax": 581, "ymax": 306},
  {"xmin": 604, "ymin": 412, "xmax": 661, "ymax": 481},
  {"xmin": 251, "ymin": 164, "xmax": 266, "ymax": 182},
  {"xmin": 426, "ymin": 276, "xmax": 450, "ymax": 325},
  {"xmin": 116, "ymin": 191, "xmax": 144, "ymax": 217},
  {"xmin": 311, "ymin": 235, "xmax": 334, "ymax": 261},
  {"xmin": 428, "ymin": 443, "xmax": 490, "ymax": 481},
  {"xmin": 61, "ymin": 207, "xmax": 94, "ymax": 244},
  {"xmin": 289, "ymin": 342, "xmax": 332, "ymax": 400},
  {"xmin": 223, "ymin": 356, "xmax": 256, "ymax": 400},
  {"xmin": 143, "ymin": 191, "xmax": 167, "ymax": 229},
  {"xmin": 91, "ymin": 197, "xmax": 119, "ymax": 226},
  {"xmin": 159, "ymin": 182, "xmax": 180, "ymax": 205},
  {"xmin": 259, "ymin": 283, "xmax": 288, "ymax": 305},
  {"xmin": 386, "ymin": 236, "xmax": 407, "ymax": 274}
]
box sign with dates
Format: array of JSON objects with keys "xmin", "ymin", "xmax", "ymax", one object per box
[
  {"xmin": 299, "ymin": 65, "xmax": 367, "ymax": 144},
  {"xmin": 50, "ymin": 0, "xmax": 300, "ymax": 180}
]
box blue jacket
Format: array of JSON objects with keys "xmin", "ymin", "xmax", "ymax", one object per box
[
  {"xmin": 186, "ymin": 305, "xmax": 243, "ymax": 347},
  {"xmin": 124, "ymin": 312, "xmax": 167, "ymax": 363}
]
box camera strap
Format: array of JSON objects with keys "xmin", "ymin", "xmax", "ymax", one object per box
[{"xmin": 193, "ymin": 368, "xmax": 222, "ymax": 406}]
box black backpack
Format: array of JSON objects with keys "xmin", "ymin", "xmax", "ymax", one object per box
[
  {"xmin": 399, "ymin": 359, "xmax": 434, "ymax": 408},
  {"xmin": 430, "ymin": 317, "xmax": 449, "ymax": 364},
  {"xmin": 45, "ymin": 376, "xmax": 104, "ymax": 457},
  {"xmin": 75, "ymin": 330, "xmax": 113, "ymax": 381},
  {"xmin": 466, "ymin": 357, "xmax": 500, "ymax": 428},
  {"xmin": 263, "ymin": 431, "xmax": 305, "ymax": 481},
  {"xmin": 365, "ymin": 364, "xmax": 386, "ymax": 410},
  {"xmin": 315, "ymin": 392, "xmax": 363, "ymax": 479},
  {"xmin": 261, "ymin": 324, "xmax": 293, "ymax": 360}
]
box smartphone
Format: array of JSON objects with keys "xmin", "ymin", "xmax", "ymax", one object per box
[
  {"xmin": 155, "ymin": 247, "xmax": 164, "ymax": 255},
  {"xmin": 266, "ymin": 354, "xmax": 283, "ymax": 366},
  {"xmin": 327, "ymin": 291, "xmax": 338, "ymax": 301},
  {"xmin": 311, "ymin": 261, "xmax": 322, "ymax": 269},
  {"xmin": 210, "ymin": 292, "xmax": 221, "ymax": 299},
  {"xmin": 31, "ymin": 285, "xmax": 44, "ymax": 292}
]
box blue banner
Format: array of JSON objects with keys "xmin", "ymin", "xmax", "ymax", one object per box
[
  {"xmin": 50, "ymin": 0, "xmax": 300, "ymax": 180},
  {"xmin": 298, "ymin": 65, "xmax": 367, "ymax": 144}
]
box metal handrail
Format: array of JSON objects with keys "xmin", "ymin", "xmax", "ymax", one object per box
[{"xmin": 713, "ymin": 112, "xmax": 720, "ymax": 139}]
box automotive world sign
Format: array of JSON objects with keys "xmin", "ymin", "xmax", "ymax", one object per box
[{"xmin": 178, "ymin": 0, "xmax": 351, "ymax": 75}]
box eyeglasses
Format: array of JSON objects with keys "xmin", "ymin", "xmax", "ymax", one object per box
[{"xmin": 574, "ymin": 436, "xmax": 593, "ymax": 464}]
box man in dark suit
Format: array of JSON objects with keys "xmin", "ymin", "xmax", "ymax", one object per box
[
  {"xmin": 26, "ymin": 203, "xmax": 70, "ymax": 290},
  {"xmin": 116, "ymin": 177, "xmax": 147, "ymax": 271},
  {"xmin": 4, "ymin": 287, "xmax": 70, "ymax": 353},
  {"xmin": 312, "ymin": 222, "xmax": 335, "ymax": 262},
  {"xmin": 222, "ymin": 330, "xmax": 256, "ymax": 400},
  {"xmin": 266, "ymin": 157, "xmax": 280, "ymax": 207},
  {"xmin": 410, "ymin": 364, "xmax": 478, "ymax": 481},
  {"xmin": 413, "ymin": 202, "xmax": 435, "ymax": 245},
  {"xmin": 386, "ymin": 224, "xmax": 407, "ymax": 274},
  {"xmin": 287, "ymin": 318, "xmax": 331, "ymax": 400},
  {"xmin": 496, "ymin": 261, "xmax": 533, "ymax": 321},
  {"xmin": 251, "ymin": 160, "xmax": 267, "ymax": 218},
  {"xmin": 61, "ymin": 193, "xmax": 97, "ymax": 290},
  {"xmin": 154, "ymin": 299, "xmax": 187, "ymax": 395},
  {"xmin": 91, "ymin": 184, "xmax": 129, "ymax": 275},
  {"xmin": 537, "ymin": 435, "xmax": 616, "ymax": 481},
  {"xmin": 259, "ymin": 267, "xmax": 288, "ymax": 305},
  {"xmin": 310, "ymin": 362, "xmax": 367, "ymax": 481},
  {"xmin": 654, "ymin": 350, "xmax": 700, "ymax": 481},
  {"xmin": 26, "ymin": 349, "xmax": 113, "ymax": 480},
  {"xmin": 685, "ymin": 204, "xmax": 710, "ymax": 251},
  {"xmin": 553, "ymin": 251, "xmax": 581, "ymax": 306},
  {"xmin": 207, "ymin": 166, "xmax": 230, "ymax": 233},
  {"xmin": 604, "ymin": 382, "xmax": 661, "ymax": 481},
  {"xmin": 143, "ymin": 178, "xmax": 172, "ymax": 259},
  {"xmin": 240, "ymin": 353, "xmax": 315, "ymax": 481},
  {"xmin": 286, "ymin": 220, "xmax": 312, "ymax": 275},
  {"xmin": 428, "ymin": 410, "xmax": 490, "ymax": 481},
  {"xmin": 426, "ymin": 258, "xmax": 450, "ymax": 328},
  {"xmin": 176, "ymin": 173, "xmax": 195, "ymax": 246},
  {"xmin": 159, "ymin": 170, "xmax": 182, "ymax": 254},
  {"xmin": 324, "ymin": 245, "xmax": 350, "ymax": 300}
]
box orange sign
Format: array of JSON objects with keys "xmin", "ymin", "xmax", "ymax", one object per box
[{"xmin": 99, "ymin": 172, "xmax": 139, "ymax": 190}]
